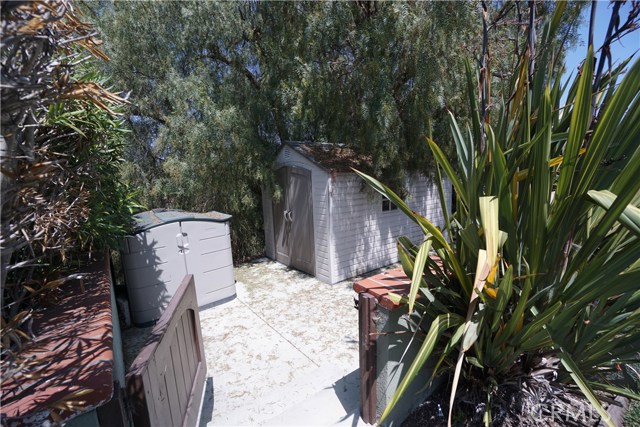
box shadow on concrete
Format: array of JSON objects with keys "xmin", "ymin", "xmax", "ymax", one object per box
[
  {"xmin": 332, "ymin": 369, "xmax": 362, "ymax": 427},
  {"xmin": 199, "ymin": 377, "xmax": 214, "ymax": 427}
]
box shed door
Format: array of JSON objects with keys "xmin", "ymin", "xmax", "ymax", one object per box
[
  {"xmin": 288, "ymin": 167, "xmax": 315, "ymax": 275},
  {"xmin": 273, "ymin": 166, "xmax": 315, "ymax": 275},
  {"xmin": 273, "ymin": 168, "xmax": 291, "ymax": 266}
]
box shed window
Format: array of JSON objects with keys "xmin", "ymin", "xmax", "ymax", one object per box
[{"xmin": 382, "ymin": 197, "xmax": 398, "ymax": 211}]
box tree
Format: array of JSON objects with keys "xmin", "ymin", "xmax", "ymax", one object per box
[
  {"xmin": 85, "ymin": 1, "xmax": 480, "ymax": 258},
  {"xmin": 87, "ymin": 1, "xmax": 580, "ymax": 260}
]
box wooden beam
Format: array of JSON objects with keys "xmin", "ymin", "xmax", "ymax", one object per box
[{"xmin": 359, "ymin": 292, "xmax": 377, "ymax": 424}]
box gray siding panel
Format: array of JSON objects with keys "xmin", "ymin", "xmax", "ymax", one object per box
[{"xmin": 329, "ymin": 174, "xmax": 451, "ymax": 283}]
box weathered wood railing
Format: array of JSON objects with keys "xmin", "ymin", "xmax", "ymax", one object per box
[{"xmin": 126, "ymin": 275, "xmax": 206, "ymax": 427}]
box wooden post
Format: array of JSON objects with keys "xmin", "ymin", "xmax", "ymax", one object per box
[{"xmin": 359, "ymin": 293, "xmax": 377, "ymax": 424}]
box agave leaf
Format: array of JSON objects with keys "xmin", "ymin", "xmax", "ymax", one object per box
[
  {"xmin": 459, "ymin": 223, "xmax": 481, "ymax": 256},
  {"xmin": 398, "ymin": 238, "xmax": 416, "ymax": 279},
  {"xmin": 386, "ymin": 292, "xmax": 430, "ymax": 314},
  {"xmin": 449, "ymin": 111, "xmax": 472, "ymax": 182},
  {"xmin": 556, "ymin": 47, "xmax": 593, "ymax": 201},
  {"xmin": 491, "ymin": 266, "xmax": 513, "ymax": 332},
  {"xmin": 466, "ymin": 356, "xmax": 483, "ymax": 369},
  {"xmin": 449, "ymin": 248, "xmax": 491, "ymax": 427},
  {"xmin": 563, "ymin": 153, "xmax": 640, "ymax": 281},
  {"xmin": 479, "ymin": 196, "xmax": 500, "ymax": 264},
  {"xmin": 488, "ymin": 126, "xmax": 508, "ymax": 194},
  {"xmin": 496, "ymin": 275, "xmax": 532, "ymax": 348},
  {"xmin": 559, "ymin": 352, "xmax": 615, "ymax": 427},
  {"xmin": 589, "ymin": 382, "xmax": 640, "ymax": 402},
  {"xmin": 577, "ymin": 54, "xmax": 640, "ymax": 195},
  {"xmin": 509, "ymin": 300, "xmax": 561, "ymax": 346},
  {"xmin": 572, "ymin": 292, "xmax": 636, "ymax": 356},
  {"xmin": 356, "ymin": 169, "xmax": 474, "ymax": 298},
  {"xmin": 426, "ymin": 138, "xmax": 469, "ymax": 210},
  {"xmin": 434, "ymin": 161, "xmax": 452, "ymax": 239},
  {"xmin": 465, "ymin": 59, "xmax": 482, "ymax": 145},
  {"xmin": 526, "ymin": 88, "xmax": 552, "ymax": 273},
  {"xmin": 409, "ymin": 239, "xmax": 433, "ymax": 313},
  {"xmin": 429, "ymin": 323, "xmax": 465, "ymax": 385},
  {"xmin": 519, "ymin": 330, "xmax": 554, "ymax": 353},
  {"xmin": 587, "ymin": 190, "xmax": 640, "ymax": 237},
  {"xmin": 463, "ymin": 305, "xmax": 486, "ymax": 352}
]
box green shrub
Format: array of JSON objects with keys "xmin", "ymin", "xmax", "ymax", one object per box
[
  {"xmin": 1, "ymin": 1, "xmax": 138, "ymax": 382},
  {"xmin": 44, "ymin": 69, "xmax": 140, "ymax": 253},
  {"xmin": 357, "ymin": 3, "xmax": 640, "ymax": 426}
]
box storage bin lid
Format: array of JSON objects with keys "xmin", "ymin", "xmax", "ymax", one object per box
[{"xmin": 132, "ymin": 208, "xmax": 232, "ymax": 232}]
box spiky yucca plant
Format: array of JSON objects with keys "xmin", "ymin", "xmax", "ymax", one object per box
[{"xmin": 357, "ymin": 3, "xmax": 640, "ymax": 426}]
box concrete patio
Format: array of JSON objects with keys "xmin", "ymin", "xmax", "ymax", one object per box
[{"xmin": 197, "ymin": 258, "xmax": 371, "ymax": 426}]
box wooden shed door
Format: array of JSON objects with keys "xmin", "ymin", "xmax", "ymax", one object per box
[
  {"xmin": 273, "ymin": 168, "xmax": 291, "ymax": 266},
  {"xmin": 273, "ymin": 167, "xmax": 315, "ymax": 275}
]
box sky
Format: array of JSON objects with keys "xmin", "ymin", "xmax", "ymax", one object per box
[{"xmin": 563, "ymin": 1, "xmax": 640, "ymax": 82}]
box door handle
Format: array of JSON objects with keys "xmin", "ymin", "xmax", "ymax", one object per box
[
  {"xmin": 176, "ymin": 233, "xmax": 185, "ymax": 253},
  {"xmin": 182, "ymin": 232, "xmax": 190, "ymax": 254},
  {"xmin": 176, "ymin": 232, "xmax": 190, "ymax": 254},
  {"xmin": 288, "ymin": 211, "xmax": 293, "ymax": 222}
]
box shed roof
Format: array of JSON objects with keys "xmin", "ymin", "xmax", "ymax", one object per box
[{"xmin": 283, "ymin": 141, "xmax": 372, "ymax": 173}]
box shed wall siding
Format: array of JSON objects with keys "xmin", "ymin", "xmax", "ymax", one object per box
[
  {"xmin": 274, "ymin": 148, "xmax": 332, "ymax": 283},
  {"xmin": 329, "ymin": 174, "xmax": 451, "ymax": 283}
]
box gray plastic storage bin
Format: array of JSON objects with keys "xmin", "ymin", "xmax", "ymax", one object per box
[{"xmin": 121, "ymin": 209, "xmax": 235, "ymax": 325}]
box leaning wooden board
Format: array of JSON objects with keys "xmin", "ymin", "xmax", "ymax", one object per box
[{"xmin": 126, "ymin": 275, "xmax": 207, "ymax": 427}]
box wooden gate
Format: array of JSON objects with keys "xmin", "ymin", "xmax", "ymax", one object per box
[{"xmin": 126, "ymin": 275, "xmax": 206, "ymax": 427}]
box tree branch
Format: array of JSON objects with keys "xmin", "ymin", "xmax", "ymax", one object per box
[{"xmin": 201, "ymin": 47, "xmax": 261, "ymax": 90}]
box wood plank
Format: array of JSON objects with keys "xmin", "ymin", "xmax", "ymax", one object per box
[
  {"xmin": 162, "ymin": 353, "xmax": 182, "ymax": 427},
  {"xmin": 183, "ymin": 310, "xmax": 198, "ymax": 377},
  {"xmin": 359, "ymin": 293, "xmax": 377, "ymax": 424},
  {"xmin": 184, "ymin": 313, "xmax": 197, "ymax": 380},
  {"xmin": 169, "ymin": 332, "xmax": 188, "ymax": 417},
  {"xmin": 182, "ymin": 361, "xmax": 207, "ymax": 427},
  {"xmin": 175, "ymin": 315, "xmax": 194, "ymax": 398},
  {"xmin": 147, "ymin": 355, "xmax": 169, "ymax": 426},
  {"xmin": 180, "ymin": 311, "xmax": 195, "ymax": 380},
  {"xmin": 182, "ymin": 289, "xmax": 207, "ymax": 427},
  {"xmin": 153, "ymin": 356, "xmax": 175, "ymax": 427}
]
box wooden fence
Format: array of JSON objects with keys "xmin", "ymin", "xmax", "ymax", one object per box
[{"xmin": 126, "ymin": 275, "xmax": 207, "ymax": 427}]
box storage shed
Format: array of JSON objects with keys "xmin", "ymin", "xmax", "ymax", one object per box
[
  {"xmin": 121, "ymin": 209, "xmax": 235, "ymax": 325},
  {"xmin": 262, "ymin": 142, "xmax": 451, "ymax": 284}
]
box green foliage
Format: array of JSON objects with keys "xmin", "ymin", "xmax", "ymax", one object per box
[
  {"xmin": 87, "ymin": 1, "xmax": 580, "ymax": 261},
  {"xmin": 1, "ymin": 0, "xmax": 139, "ymax": 391},
  {"xmin": 357, "ymin": 3, "xmax": 640, "ymax": 426},
  {"xmin": 44, "ymin": 69, "xmax": 140, "ymax": 252},
  {"xmin": 85, "ymin": 1, "xmax": 486, "ymax": 259}
]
